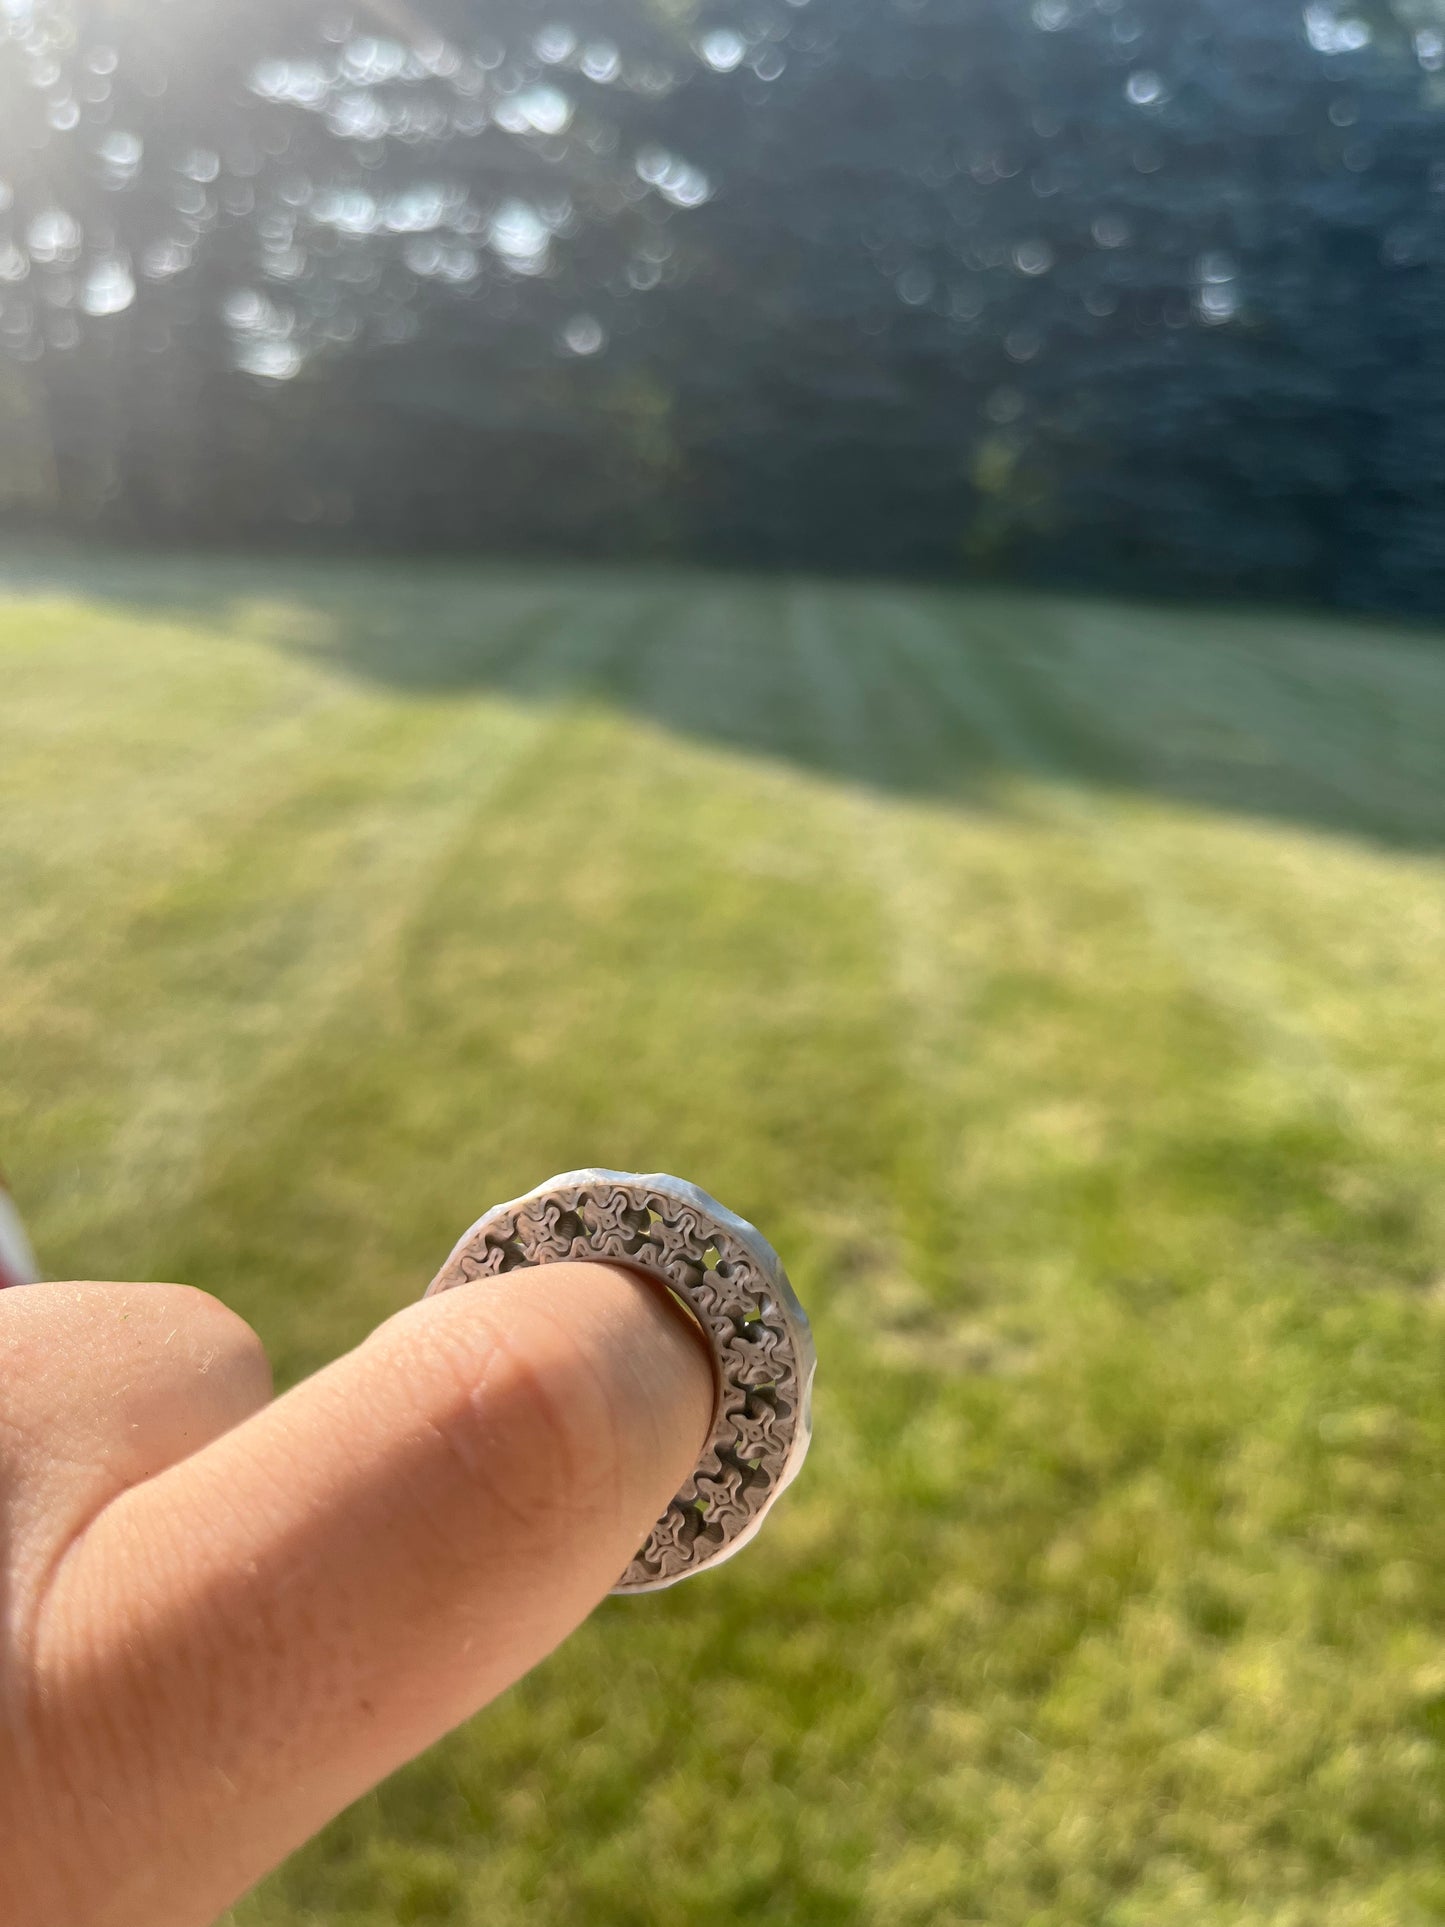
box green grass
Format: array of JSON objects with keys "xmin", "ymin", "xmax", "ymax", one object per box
[{"xmin": 3, "ymin": 551, "xmax": 1445, "ymax": 1925}]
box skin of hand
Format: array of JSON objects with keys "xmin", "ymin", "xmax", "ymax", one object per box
[{"xmin": 0, "ymin": 1265, "xmax": 714, "ymax": 1927}]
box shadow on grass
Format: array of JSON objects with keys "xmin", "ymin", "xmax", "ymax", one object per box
[{"xmin": 4, "ymin": 543, "xmax": 1444, "ymax": 854}]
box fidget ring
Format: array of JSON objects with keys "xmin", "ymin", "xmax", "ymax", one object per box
[{"xmin": 426, "ymin": 1170, "xmax": 816, "ymax": 1593}]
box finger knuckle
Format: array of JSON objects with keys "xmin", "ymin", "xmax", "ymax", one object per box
[
  {"xmin": 167, "ymin": 1287, "xmax": 272, "ymax": 1396},
  {"xmin": 384, "ymin": 1299, "xmax": 623, "ymax": 1542}
]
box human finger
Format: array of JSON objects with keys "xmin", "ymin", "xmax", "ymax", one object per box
[
  {"xmin": 0, "ymin": 1281, "xmax": 272, "ymax": 1619},
  {"xmin": 24, "ymin": 1260, "xmax": 712, "ymax": 1927}
]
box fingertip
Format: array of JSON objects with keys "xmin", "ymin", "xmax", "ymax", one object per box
[{"xmin": 378, "ymin": 1261, "xmax": 714, "ymax": 1538}]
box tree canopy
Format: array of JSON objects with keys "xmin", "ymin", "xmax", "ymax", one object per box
[{"xmin": 3, "ymin": 0, "xmax": 1445, "ymax": 610}]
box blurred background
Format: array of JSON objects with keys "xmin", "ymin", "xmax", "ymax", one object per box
[{"xmin": 3, "ymin": 1, "xmax": 1445, "ymax": 1922}]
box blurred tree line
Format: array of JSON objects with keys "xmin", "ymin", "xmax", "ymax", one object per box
[{"xmin": 3, "ymin": 0, "xmax": 1445, "ymax": 611}]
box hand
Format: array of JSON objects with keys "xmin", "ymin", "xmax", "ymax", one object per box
[{"xmin": 0, "ymin": 1265, "xmax": 713, "ymax": 1927}]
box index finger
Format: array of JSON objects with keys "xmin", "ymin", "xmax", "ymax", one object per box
[{"xmin": 31, "ymin": 1261, "xmax": 713, "ymax": 1927}]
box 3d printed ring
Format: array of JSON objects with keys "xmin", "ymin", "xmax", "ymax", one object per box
[{"xmin": 425, "ymin": 1170, "xmax": 816, "ymax": 1593}]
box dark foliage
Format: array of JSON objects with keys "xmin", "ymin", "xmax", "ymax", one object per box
[{"xmin": 3, "ymin": 0, "xmax": 1444, "ymax": 610}]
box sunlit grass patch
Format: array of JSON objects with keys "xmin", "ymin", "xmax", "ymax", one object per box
[{"xmin": 2, "ymin": 553, "xmax": 1443, "ymax": 1925}]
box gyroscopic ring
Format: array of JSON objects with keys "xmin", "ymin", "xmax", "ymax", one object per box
[{"xmin": 425, "ymin": 1170, "xmax": 815, "ymax": 1592}]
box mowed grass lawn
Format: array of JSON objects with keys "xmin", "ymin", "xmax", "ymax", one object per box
[{"xmin": 3, "ymin": 551, "xmax": 1445, "ymax": 1926}]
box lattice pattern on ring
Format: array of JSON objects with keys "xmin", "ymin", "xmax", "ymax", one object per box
[{"xmin": 433, "ymin": 1175, "xmax": 807, "ymax": 1591}]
